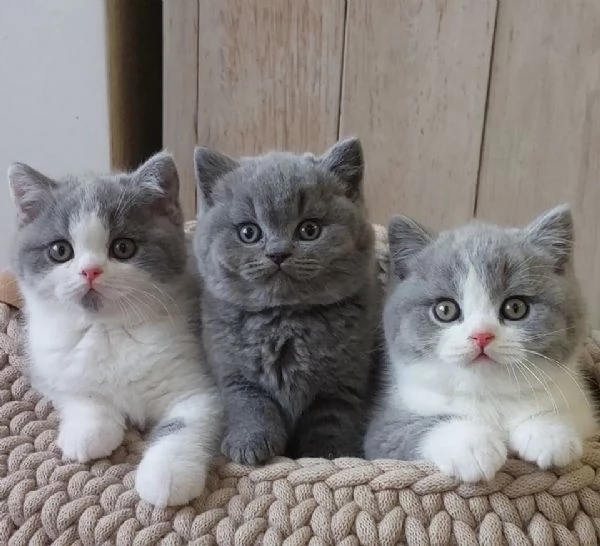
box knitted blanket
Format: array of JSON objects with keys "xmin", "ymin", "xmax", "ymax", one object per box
[{"xmin": 2, "ymin": 227, "xmax": 600, "ymax": 545}]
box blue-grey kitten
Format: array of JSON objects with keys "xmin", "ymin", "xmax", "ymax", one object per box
[
  {"xmin": 365, "ymin": 206, "xmax": 597, "ymax": 482},
  {"xmin": 193, "ymin": 137, "xmax": 380, "ymax": 464}
]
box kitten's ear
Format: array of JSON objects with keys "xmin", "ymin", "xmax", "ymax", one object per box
[
  {"xmin": 132, "ymin": 151, "xmax": 182, "ymax": 223},
  {"xmin": 524, "ymin": 204, "xmax": 574, "ymax": 271},
  {"xmin": 388, "ymin": 215, "xmax": 432, "ymax": 278},
  {"xmin": 8, "ymin": 163, "xmax": 57, "ymax": 225},
  {"xmin": 133, "ymin": 151, "xmax": 179, "ymax": 202},
  {"xmin": 194, "ymin": 146, "xmax": 239, "ymax": 207},
  {"xmin": 319, "ymin": 137, "xmax": 364, "ymax": 201}
]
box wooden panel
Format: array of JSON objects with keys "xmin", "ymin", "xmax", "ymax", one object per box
[
  {"xmin": 340, "ymin": 0, "xmax": 497, "ymax": 228},
  {"xmin": 107, "ymin": 0, "xmax": 162, "ymax": 171},
  {"xmin": 476, "ymin": 0, "xmax": 600, "ymax": 327},
  {"xmin": 196, "ymin": 0, "xmax": 345, "ymax": 156},
  {"xmin": 163, "ymin": 0, "xmax": 199, "ymax": 221}
]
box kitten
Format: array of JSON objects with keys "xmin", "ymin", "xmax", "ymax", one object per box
[
  {"xmin": 193, "ymin": 137, "xmax": 379, "ymax": 464},
  {"xmin": 364, "ymin": 206, "xmax": 597, "ymax": 481},
  {"xmin": 8, "ymin": 152, "xmax": 222, "ymax": 506}
]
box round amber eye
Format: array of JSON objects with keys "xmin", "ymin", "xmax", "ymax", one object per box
[
  {"xmin": 297, "ymin": 220, "xmax": 321, "ymax": 241},
  {"xmin": 238, "ymin": 223, "xmax": 262, "ymax": 244},
  {"xmin": 501, "ymin": 297, "xmax": 529, "ymax": 321},
  {"xmin": 432, "ymin": 299, "xmax": 461, "ymax": 323},
  {"xmin": 48, "ymin": 241, "xmax": 74, "ymax": 263},
  {"xmin": 111, "ymin": 238, "xmax": 137, "ymax": 260}
]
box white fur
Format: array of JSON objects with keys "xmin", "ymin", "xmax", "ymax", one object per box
[
  {"xmin": 22, "ymin": 213, "xmax": 222, "ymax": 507},
  {"xmin": 391, "ymin": 267, "xmax": 597, "ymax": 482}
]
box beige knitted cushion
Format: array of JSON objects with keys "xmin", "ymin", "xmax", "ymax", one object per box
[{"xmin": 2, "ymin": 225, "xmax": 600, "ymax": 545}]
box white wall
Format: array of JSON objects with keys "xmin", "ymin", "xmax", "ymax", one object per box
[{"xmin": 0, "ymin": 0, "xmax": 111, "ymax": 268}]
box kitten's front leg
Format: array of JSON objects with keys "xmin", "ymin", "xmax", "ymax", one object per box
[
  {"xmin": 220, "ymin": 374, "xmax": 288, "ymax": 465},
  {"xmin": 135, "ymin": 390, "xmax": 222, "ymax": 507},
  {"xmin": 421, "ymin": 418, "xmax": 507, "ymax": 482},
  {"xmin": 57, "ymin": 397, "xmax": 125, "ymax": 463},
  {"xmin": 289, "ymin": 395, "xmax": 365, "ymax": 459},
  {"xmin": 509, "ymin": 413, "xmax": 583, "ymax": 469}
]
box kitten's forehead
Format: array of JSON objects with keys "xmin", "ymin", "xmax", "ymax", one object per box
[{"xmin": 414, "ymin": 223, "xmax": 547, "ymax": 298}]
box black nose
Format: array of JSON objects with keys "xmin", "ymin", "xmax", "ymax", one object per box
[{"xmin": 267, "ymin": 252, "xmax": 291, "ymax": 266}]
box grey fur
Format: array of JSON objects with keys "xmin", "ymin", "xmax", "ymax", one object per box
[
  {"xmin": 9, "ymin": 151, "xmax": 187, "ymax": 304},
  {"xmin": 365, "ymin": 205, "xmax": 585, "ymax": 459},
  {"xmin": 151, "ymin": 418, "xmax": 186, "ymax": 441},
  {"xmin": 194, "ymin": 138, "xmax": 381, "ymax": 464}
]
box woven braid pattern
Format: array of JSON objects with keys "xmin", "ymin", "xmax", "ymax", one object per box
[{"xmin": 1, "ymin": 226, "xmax": 600, "ymax": 544}]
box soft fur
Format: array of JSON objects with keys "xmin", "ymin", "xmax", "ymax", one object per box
[
  {"xmin": 365, "ymin": 206, "xmax": 598, "ymax": 482},
  {"xmin": 9, "ymin": 153, "xmax": 222, "ymax": 506},
  {"xmin": 193, "ymin": 138, "xmax": 380, "ymax": 464}
]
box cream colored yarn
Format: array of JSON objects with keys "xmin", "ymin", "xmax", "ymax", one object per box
[{"xmin": 1, "ymin": 225, "xmax": 600, "ymax": 545}]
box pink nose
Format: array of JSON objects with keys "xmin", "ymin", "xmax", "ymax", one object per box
[
  {"xmin": 81, "ymin": 267, "xmax": 103, "ymax": 283},
  {"xmin": 470, "ymin": 331, "xmax": 495, "ymax": 348}
]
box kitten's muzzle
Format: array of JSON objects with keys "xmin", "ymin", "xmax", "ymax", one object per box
[
  {"xmin": 81, "ymin": 266, "xmax": 103, "ymax": 285},
  {"xmin": 266, "ymin": 252, "xmax": 291, "ymax": 266}
]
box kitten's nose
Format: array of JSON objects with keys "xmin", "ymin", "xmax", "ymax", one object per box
[
  {"xmin": 81, "ymin": 266, "xmax": 103, "ymax": 283},
  {"xmin": 267, "ymin": 252, "xmax": 291, "ymax": 266},
  {"xmin": 470, "ymin": 331, "xmax": 495, "ymax": 348}
]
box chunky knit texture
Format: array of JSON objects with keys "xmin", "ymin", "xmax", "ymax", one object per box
[{"xmin": 2, "ymin": 224, "xmax": 600, "ymax": 545}]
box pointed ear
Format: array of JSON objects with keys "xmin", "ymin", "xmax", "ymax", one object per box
[
  {"xmin": 318, "ymin": 137, "xmax": 364, "ymax": 201},
  {"xmin": 524, "ymin": 204, "xmax": 574, "ymax": 271},
  {"xmin": 388, "ymin": 215, "xmax": 432, "ymax": 278},
  {"xmin": 132, "ymin": 151, "xmax": 182, "ymax": 223},
  {"xmin": 194, "ymin": 146, "xmax": 238, "ymax": 207},
  {"xmin": 133, "ymin": 151, "xmax": 179, "ymax": 201},
  {"xmin": 8, "ymin": 163, "xmax": 57, "ymax": 225}
]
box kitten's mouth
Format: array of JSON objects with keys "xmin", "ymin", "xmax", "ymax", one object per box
[
  {"xmin": 81, "ymin": 289, "xmax": 103, "ymax": 312},
  {"xmin": 471, "ymin": 351, "xmax": 493, "ymax": 364}
]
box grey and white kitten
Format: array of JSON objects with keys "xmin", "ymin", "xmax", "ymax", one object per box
[
  {"xmin": 365, "ymin": 206, "xmax": 597, "ymax": 481},
  {"xmin": 193, "ymin": 137, "xmax": 380, "ymax": 464},
  {"xmin": 9, "ymin": 152, "xmax": 222, "ymax": 506}
]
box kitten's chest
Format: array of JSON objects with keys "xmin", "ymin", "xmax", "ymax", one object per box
[{"xmin": 28, "ymin": 319, "xmax": 156, "ymax": 417}]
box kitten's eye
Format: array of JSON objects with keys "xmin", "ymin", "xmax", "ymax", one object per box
[
  {"xmin": 111, "ymin": 238, "xmax": 137, "ymax": 260},
  {"xmin": 432, "ymin": 299, "xmax": 461, "ymax": 323},
  {"xmin": 297, "ymin": 220, "xmax": 322, "ymax": 241},
  {"xmin": 501, "ymin": 297, "xmax": 529, "ymax": 321},
  {"xmin": 48, "ymin": 241, "xmax": 74, "ymax": 263},
  {"xmin": 238, "ymin": 223, "xmax": 262, "ymax": 244}
]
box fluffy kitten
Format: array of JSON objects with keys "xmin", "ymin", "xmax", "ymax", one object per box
[
  {"xmin": 9, "ymin": 153, "xmax": 222, "ymax": 506},
  {"xmin": 193, "ymin": 138, "xmax": 379, "ymax": 464},
  {"xmin": 365, "ymin": 206, "xmax": 597, "ymax": 481}
]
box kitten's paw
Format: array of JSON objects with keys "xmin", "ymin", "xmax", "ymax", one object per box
[
  {"xmin": 58, "ymin": 416, "xmax": 123, "ymax": 463},
  {"xmin": 222, "ymin": 428, "xmax": 284, "ymax": 465},
  {"xmin": 135, "ymin": 444, "xmax": 207, "ymax": 507},
  {"xmin": 510, "ymin": 417, "xmax": 583, "ymax": 469},
  {"xmin": 421, "ymin": 420, "xmax": 507, "ymax": 482}
]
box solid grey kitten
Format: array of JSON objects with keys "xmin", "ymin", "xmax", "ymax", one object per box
[
  {"xmin": 365, "ymin": 206, "xmax": 594, "ymax": 476},
  {"xmin": 193, "ymin": 137, "xmax": 380, "ymax": 464}
]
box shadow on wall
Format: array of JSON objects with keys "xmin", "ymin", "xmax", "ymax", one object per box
[{"xmin": 106, "ymin": 0, "xmax": 163, "ymax": 171}]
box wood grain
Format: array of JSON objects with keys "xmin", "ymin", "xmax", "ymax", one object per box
[
  {"xmin": 340, "ymin": 0, "xmax": 497, "ymax": 228},
  {"xmin": 107, "ymin": 0, "xmax": 162, "ymax": 172},
  {"xmin": 163, "ymin": 0, "xmax": 199, "ymax": 221},
  {"xmin": 196, "ymin": 0, "xmax": 345, "ymax": 156},
  {"xmin": 476, "ymin": 0, "xmax": 600, "ymax": 327}
]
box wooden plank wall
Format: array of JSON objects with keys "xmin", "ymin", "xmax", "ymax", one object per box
[{"xmin": 163, "ymin": 0, "xmax": 600, "ymax": 326}]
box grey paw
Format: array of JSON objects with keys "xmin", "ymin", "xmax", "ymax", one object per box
[{"xmin": 221, "ymin": 428, "xmax": 285, "ymax": 465}]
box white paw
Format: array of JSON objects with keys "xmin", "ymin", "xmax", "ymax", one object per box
[
  {"xmin": 135, "ymin": 442, "xmax": 208, "ymax": 507},
  {"xmin": 510, "ymin": 417, "xmax": 582, "ymax": 469},
  {"xmin": 58, "ymin": 416, "xmax": 124, "ymax": 463},
  {"xmin": 421, "ymin": 420, "xmax": 507, "ymax": 482}
]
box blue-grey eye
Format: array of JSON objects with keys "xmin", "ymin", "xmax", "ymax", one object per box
[
  {"xmin": 501, "ymin": 297, "xmax": 529, "ymax": 321},
  {"xmin": 297, "ymin": 220, "xmax": 321, "ymax": 241},
  {"xmin": 48, "ymin": 240, "xmax": 74, "ymax": 263},
  {"xmin": 111, "ymin": 238, "xmax": 137, "ymax": 260},
  {"xmin": 238, "ymin": 223, "xmax": 262, "ymax": 244},
  {"xmin": 432, "ymin": 299, "xmax": 460, "ymax": 323}
]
